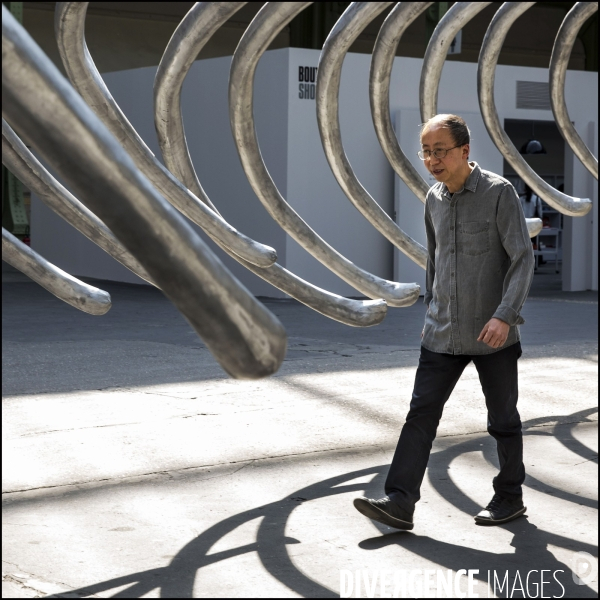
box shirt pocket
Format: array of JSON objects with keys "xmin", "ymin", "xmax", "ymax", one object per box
[{"xmin": 458, "ymin": 220, "xmax": 490, "ymax": 256}]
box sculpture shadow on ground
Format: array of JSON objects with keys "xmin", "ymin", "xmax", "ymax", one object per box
[
  {"xmin": 44, "ymin": 408, "xmax": 597, "ymax": 598},
  {"xmin": 359, "ymin": 406, "xmax": 598, "ymax": 599}
]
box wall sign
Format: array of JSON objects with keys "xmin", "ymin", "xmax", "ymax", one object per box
[{"xmin": 298, "ymin": 66, "xmax": 317, "ymax": 100}]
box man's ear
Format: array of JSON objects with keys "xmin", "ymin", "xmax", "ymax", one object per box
[{"xmin": 462, "ymin": 144, "xmax": 470, "ymax": 159}]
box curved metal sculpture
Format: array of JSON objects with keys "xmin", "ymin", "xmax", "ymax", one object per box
[
  {"xmin": 370, "ymin": 1, "xmax": 542, "ymax": 238},
  {"xmin": 229, "ymin": 2, "xmax": 420, "ymax": 306},
  {"xmin": 420, "ymin": 2, "xmax": 492, "ymax": 124},
  {"xmin": 370, "ymin": 2, "xmax": 432, "ymax": 202},
  {"xmin": 549, "ymin": 1, "xmax": 598, "ymax": 180},
  {"xmin": 317, "ymin": 2, "xmax": 427, "ymax": 269},
  {"xmin": 2, "ymin": 119, "xmax": 155, "ymax": 286},
  {"xmin": 55, "ymin": 2, "xmax": 278, "ymax": 270},
  {"xmin": 2, "ymin": 2, "xmax": 596, "ymax": 379},
  {"xmin": 2, "ymin": 227, "xmax": 112, "ymax": 316},
  {"xmin": 3, "ymin": 6, "xmax": 287, "ymax": 380},
  {"xmin": 58, "ymin": 1, "xmax": 389, "ymax": 328},
  {"xmin": 155, "ymin": 2, "xmax": 247, "ymax": 209},
  {"xmin": 478, "ymin": 2, "xmax": 592, "ymax": 217},
  {"xmin": 152, "ymin": 2, "xmax": 389, "ymax": 326}
]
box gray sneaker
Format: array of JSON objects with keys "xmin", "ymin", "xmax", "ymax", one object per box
[{"xmin": 353, "ymin": 496, "xmax": 414, "ymax": 530}]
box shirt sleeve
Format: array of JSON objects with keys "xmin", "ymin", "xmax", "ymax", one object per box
[
  {"xmin": 492, "ymin": 184, "xmax": 535, "ymax": 326},
  {"xmin": 424, "ymin": 198, "xmax": 436, "ymax": 307}
]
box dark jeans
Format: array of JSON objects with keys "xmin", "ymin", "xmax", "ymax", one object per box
[{"xmin": 385, "ymin": 343, "xmax": 524, "ymax": 513}]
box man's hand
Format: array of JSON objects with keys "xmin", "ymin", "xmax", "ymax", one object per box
[{"xmin": 477, "ymin": 318, "xmax": 510, "ymax": 349}]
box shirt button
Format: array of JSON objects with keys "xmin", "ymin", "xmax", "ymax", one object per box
[
  {"xmin": 451, "ymin": 249, "xmax": 455, "ymax": 254},
  {"xmin": 451, "ymin": 272, "xmax": 455, "ymax": 277},
  {"xmin": 450, "ymin": 226, "xmax": 454, "ymax": 230},
  {"xmin": 452, "ymin": 318, "xmax": 456, "ymax": 323}
]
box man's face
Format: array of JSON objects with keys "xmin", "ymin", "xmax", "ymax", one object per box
[{"xmin": 420, "ymin": 124, "xmax": 469, "ymax": 189}]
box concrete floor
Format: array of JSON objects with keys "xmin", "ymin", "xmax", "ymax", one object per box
[{"xmin": 2, "ymin": 267, "xmax": 597, "ymax": 598}]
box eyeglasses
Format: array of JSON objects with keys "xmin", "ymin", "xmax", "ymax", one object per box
[{"xmin": 417, "ymin": 145, "xmax": 462, "ymax": 160}]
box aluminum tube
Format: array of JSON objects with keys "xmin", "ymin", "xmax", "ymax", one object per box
[
  {"xmin": 370, "ymin": 2, "xmax": 432, "ymax": 203},
  {"xmin": 230, "ymin": 2, "xmax": 420, "ymax": 307},
  {"xmin": 3, "ymin": 7, "xmax": 287, "ymax": 379},
  {"xmin": 153, "ymin": 3, "xmax": 388, "ymax": 326},
  {"xmin": 316, "ymin": 2, "xmax": 427, "ymax": 270},
  {"xmin": 54, "ymin": 2, "xmax": 277, "ymax": 269},
  {"xmin": 420, "ymin": 2, "xmax": 492, "ymax": 123},
  {"xmin": 527, "ymin": 218, "xmax": 543, "ymax": 237},
  {"xmin": 550, "ymin": 2, "xmax": 598, "ymax": 180},
  {"xmin": 2, "ymin": 119, "xmax": 155, "ymax": 286},
  {"xmin": 2, "ymin": 227, "xmax": 111, "ymax": 315},
  {"xmin": 238, "ymin": 264, "xmax": 388, "ymax": 328},
  {"xmin": 478, "ymin": 2, "xmax": 592, "ymax": 217},
  {"xmin": 155, "ymin": 2, "xmax": 247, "ymax": 204}
]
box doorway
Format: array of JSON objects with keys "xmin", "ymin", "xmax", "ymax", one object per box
[{"xmin": 503, "ymin": 119, "xmax": 565, "ymax": 290}]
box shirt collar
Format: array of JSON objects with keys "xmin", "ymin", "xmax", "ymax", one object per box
[{"xmin": 441, "ymin": 162, "xmax": 481, "ymax": 199}]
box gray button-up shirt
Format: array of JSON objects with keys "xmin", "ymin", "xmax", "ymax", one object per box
[{"xmin": 422, "ymin": 162, "xmax": 534, "ymax": 355}]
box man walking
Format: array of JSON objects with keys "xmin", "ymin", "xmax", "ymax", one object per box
[{"xmin": 354, "ymin": 114, "xmax": 534, "ymax": 529}]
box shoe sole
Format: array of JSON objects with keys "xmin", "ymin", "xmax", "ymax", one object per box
[
  {"xmin": 474, "ymin": 506, "xmax": 527, "ymax": 525},
  {"xmin": 353, "ymin": 498, "xmax": 414, "ymax": 530}
]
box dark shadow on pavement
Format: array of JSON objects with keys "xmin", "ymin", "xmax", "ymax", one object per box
[
  {"xmin": 44, "ymin": 408, "xmax": 597, "ymax": 598},
  {"xmin": 359, "ymin": 519, "xmax": 596, "ymax": 598}
]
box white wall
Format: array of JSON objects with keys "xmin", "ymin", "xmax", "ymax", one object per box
[{"xmin": 30, "ymin": 49, "xmax": 598, "ymax": 294}]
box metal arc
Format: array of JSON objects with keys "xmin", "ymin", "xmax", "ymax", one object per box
[
  {"xmin": 420, "ymin": 2, "xmax": 492, "ymax": 123},
  {"xmin": 549, "ymin": 1, "xmax": 598, "ymax": 180},
  {"xmin": 2, "ymin": 227, "xmax": 112, "ymax": 315},
  {"xmin": 3, "ymin": 6, "xmax": 287, "ymax": 379},
  {"xmin": 317, "ymin": 2, "xmax": 427, "ymax": 269},
  {"xmin": 154, "ymin": 2, "xmax": 248, "ymax": 207},
  {"xmin": 477, "ymin": 2, "xmax": 592, "ymax": 217},
  {"xmin": 230, "ymin": 1, "xmax": 420, "ymax": 307},
  {"xmin": 370, "ymin": 2, "xmax": 432, "ymax": 204},
  {"xmin": 240, "ymin": 265, "xmax": 389, "ymax": 328},
  {"xmin": 2, "ymin": 119, "xmax": 155, "ymax": 286},
  {"xmin": 526, "ymin": 218, "xmax": 543, "ymax": 237},
  {"xmin": 55, "ymin": 2, "xmax": 277, "ymax": 269}
]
